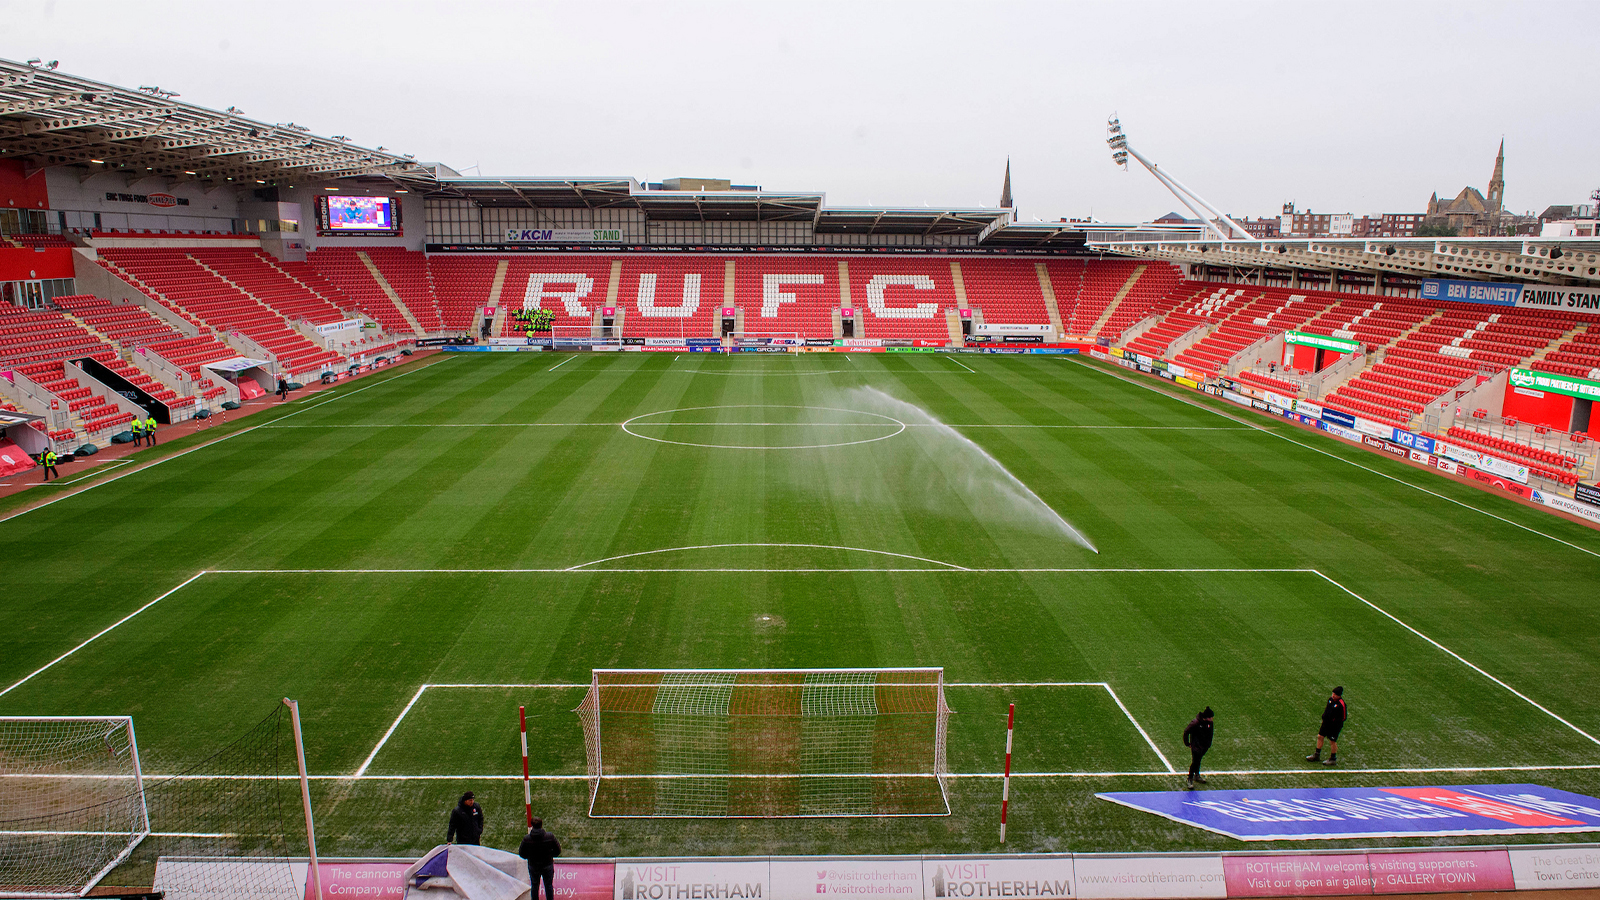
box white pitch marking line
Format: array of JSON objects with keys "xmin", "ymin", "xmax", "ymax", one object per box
[
  {"xmin": 1073, "ymin": 359, "xmax": 1600, "ymax": 560},
  {"xmin": 0, "ymin": 571, "xmax": 207, "ymax": 700},
  {"xmin": 353, "ymin": 681, "xmax": 1163, "ymax": 778},
  {"xmin": 367, "ymin": 681, "xmax": 1129, "ymax": 690},
  {"xmin": 948, "ymin": 357, "xmax": 976, "ymax": 374},
  {"xmin": 1312, "ymin": 569, "xmax": 1600, "ymax": 748},
  {"xmin": 621, "ymin": 404, "xmax": 908, "ymax": 451},
  {"xmin": 272, "ymin": 353, "xmax": 450, "ymax": 423},
  {"xmin": 1100, "ymin": 682, "xmax": 1176, "ymax": 773},
  {"xmin": 260, "ymin": 423, "xmax": 1250, "ymax": 430},
  {"xmin": 0, "ymin": 355, "xmax": 449, "ymax": 524},
  {"xmin": 46, "ymin": 458, "xmax": 133, "ymax": 487},
  {"xmin": 52, "ymin": 762, "xmax": 1600, "ymax": 782},
  {"xmin": 0, "ymin": 429, "xmax": 257, "ymax": 526},
  {"xmin": 564, "ymin": 542, "xmax": 970, "ymax": 572},
  {"xmin": 548, "ymin": 356, "xmax": 576, "ymax": 371},
  {"xmin": 206, "ymin": 566, "xmax": 1312, "ymax": 574},
  {"xmin": 354, "ymin": 684, "xmax": 430, "ymax": 777}
]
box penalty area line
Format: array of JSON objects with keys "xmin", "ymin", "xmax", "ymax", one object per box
[
  {"xmin": 1313, "ymin": 569, "xmax": 1600, "ymax": 749},
  {"xmin": 0, "ymin": 571, "xmax": 208, "ymax": 700},
  {"xmin": 354, "ymin": 684, "xmax": 429, "ymax": 777},
  {"xmin": 1101, "ymin": 683, "xmax": 1175, "ymax": 773}
]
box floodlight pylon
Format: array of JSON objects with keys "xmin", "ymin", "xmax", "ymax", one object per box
[{"xmin": 1107, "ymin": 114, "xmax": 1252, "ymax": 242}]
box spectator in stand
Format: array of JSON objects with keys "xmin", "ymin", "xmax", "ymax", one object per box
[{"xmin": 518, "ymin": 816, "xmax": 562, "ymax": 900}]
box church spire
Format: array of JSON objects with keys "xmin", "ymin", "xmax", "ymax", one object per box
[
  {"xmin": 1000, "ymin": 158, "xmax": 1013, "ymax": 211},
  {"xmin": 1487, "ymin": 139, "xmax": 1505, "ymax": 214}
]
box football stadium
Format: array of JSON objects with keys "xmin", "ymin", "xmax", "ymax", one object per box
[{"xmin": 3, "ymin": 10, "xmax": 1600, "ymax": 899}]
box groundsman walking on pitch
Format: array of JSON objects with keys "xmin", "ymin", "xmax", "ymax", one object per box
[{"xmin": 1307, "ymin": 686, "xmax": 1347, "ymax": 765}]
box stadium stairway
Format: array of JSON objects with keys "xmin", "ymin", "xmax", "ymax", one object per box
[
  {"xmin": 50, "ymin": 294, "xmax": 232, "ymax": 402},
  {"xmin": 1531, "ymin": 324, "xmax": 1600, "ymax": 379},
  {"xmin": 304, "ymin": 248, "xmax": 424, "ymax": 336},
  {"xmin": 0, "ymin": 306, "xmax": 138, "ymax": 443},
  {"xmin": 363, "ymin": 249, "xmax": 445, "ymax": 331}
]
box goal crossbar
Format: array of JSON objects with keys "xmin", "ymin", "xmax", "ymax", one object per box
[{"xmin": 576, "ymin": 668, "xmax": 951, "ymax": 818}]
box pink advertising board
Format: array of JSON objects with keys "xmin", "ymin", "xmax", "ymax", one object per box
[
  {"xmin": 1367, "ymin": 850, "xmax": 1514, "ymax": 894},
  {"xmin": 303, "ymin": 862, "xmax": 409, "ymax": 899},
  {"xmin": 1223, "ymin": 855, "xmax": 1372, "ymax": 897}
]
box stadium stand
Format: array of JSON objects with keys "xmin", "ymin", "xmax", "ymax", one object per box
[
  {"xmin": 615, "ymin": 256, "xmax": 726, "ymax": 340},
  {"xmin": 431, "ymin": 254, "xmax": 501, "ymax": 335},
  {"xmin": 0, "ymin": 306, "xmax": 136, "ymax": 438},
  {"xmin": 8, "ymin": 233, "xmax": 74, "ymax": 248},
  {"xmin": 305, "ymin": 248, "xmax": 425, "ymax": 335},
  {"xmin": 190, "ymin": 249, "xmax": 348, "ymax": 325},
  {"xmin": 848, "ymin": 257, "xmax": 957, "ymax": 341},
  {"xmin": 363, "ymin": 248, "xmax": 446, "ymax": 331},
  {"xmin": 1445, "ymin": 425, "xmax": 1581, "ymax": 485},
  {"xmin": 734, "ymin": 255, "xmax": 839, "ymax": 338},
  {"xmin": 957, "ymin": 257, "xmax": 1050, "ymax": 328},
  {"xmin": 1530, "ymin": 326, "xmax": 1600, "ymax": 379},
  {"xmin": 98, "ymin": 249, "xmax": 345, "ymax": 376}
]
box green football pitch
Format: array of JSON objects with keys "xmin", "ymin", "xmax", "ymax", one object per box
[{"xmin": 3, "ymin": 351, "xmax": 1599, "ymax": 874}]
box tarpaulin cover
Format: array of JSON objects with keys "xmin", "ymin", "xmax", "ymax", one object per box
[
  {"xmin": 0, "ymin": 440, "xmax": 33, "ymax": 477},
  {"xmin": 402, "ymin": 844, "xmax": 531, "ymax": 900}
]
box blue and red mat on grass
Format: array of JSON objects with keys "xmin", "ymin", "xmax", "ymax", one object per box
[{"xmin": 1097, "ymin": 784, "xmax": 1600, "ymax": 841}]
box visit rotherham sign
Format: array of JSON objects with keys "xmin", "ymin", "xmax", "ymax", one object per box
[{"xmin": 1096, "ymin": 784, "xmax": 1600, "ymax": 841}]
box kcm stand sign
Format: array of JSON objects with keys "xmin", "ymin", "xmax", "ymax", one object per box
[{"xmin": 505, "ymin": 228, "xmax": 625, "ymax": 243}]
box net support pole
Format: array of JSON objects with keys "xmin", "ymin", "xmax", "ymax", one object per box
[
  {"xmin": 1000, "ymin": 702, "xmax": 1014, "ymax": 843},
  {"xmin": 285, "ymin": 698, "xmax": 322, "ymax": 900},
  {"xmin": 520, "ymin": 705, "xmax": 533, "ymax": 828}
]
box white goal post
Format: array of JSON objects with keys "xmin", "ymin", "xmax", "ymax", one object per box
[
  {"xmin": 576, "ymin": 668, "xmax": 952, "ymax": 818},
  {"xmin": 0, "ymin": 716, "xmax": 149, "ymax": 899}
]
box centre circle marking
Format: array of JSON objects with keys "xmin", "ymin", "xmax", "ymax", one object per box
[{"xmin": 621, "ymin": 404, "xmax": 906, "ymax": 450}]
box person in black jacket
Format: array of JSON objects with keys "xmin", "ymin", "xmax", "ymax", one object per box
[
  {"xmin": 1306, "ymin": 686, "xmax": 1347, "ymax": 765},
  {"xmin": 1182, "ymin": 707, "xmax": 1214, "ymax": 786},
  {"xmin": 447, "ymin": 792, "xmax": 484, "ymax": 845},
  {"xmin": 519, "ymin": 816, "xmax": 561, "ymax": 900}
]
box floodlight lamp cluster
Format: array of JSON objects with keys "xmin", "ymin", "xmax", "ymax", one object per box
[{"xmin": 1107, "ymin": 115, "xmax": 1129, "ymax": 169}]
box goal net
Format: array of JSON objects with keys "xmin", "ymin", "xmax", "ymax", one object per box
[
  {"xmin": 0, "ymin": 717, "xmax": 148, "ymax": 899},
  {"xmin": 148, "ymin": 702, "xmax": 308, "ymax": 900},
  {"xmin": 576, "ymin": 668, "xmax": 952, "ymax": 818}
]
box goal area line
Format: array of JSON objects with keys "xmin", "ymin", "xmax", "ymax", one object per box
[{"xmin": 354, "ymin": 680, "xmax": 1173, "ymax": 780}]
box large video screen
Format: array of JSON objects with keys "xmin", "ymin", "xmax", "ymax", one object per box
[{"xmin": 320, "ymin": 195, "xmax": 399, "ymax": 234}]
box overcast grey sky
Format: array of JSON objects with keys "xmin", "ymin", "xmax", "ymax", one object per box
[{"xmin": 5, "ymin": 0, "xmax": 1597, "ymax": 222}]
